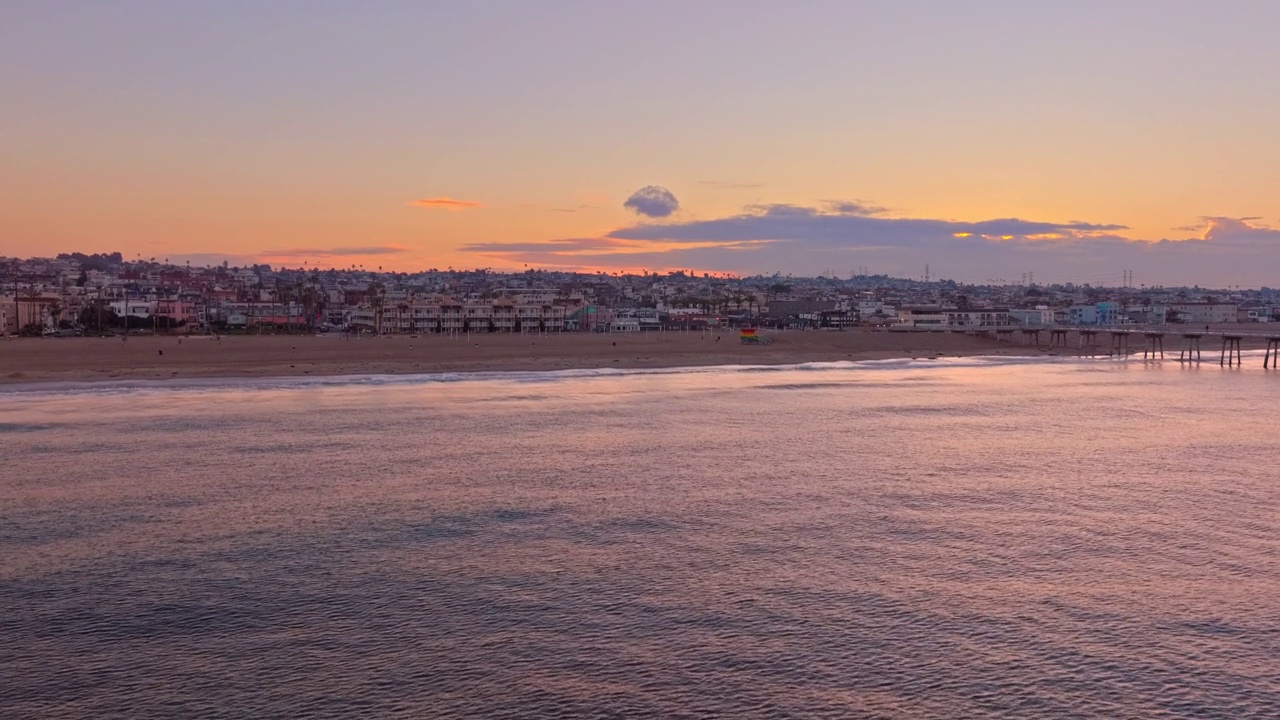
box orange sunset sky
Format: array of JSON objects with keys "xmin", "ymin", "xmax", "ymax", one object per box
[{"xmin": 3, "ymin": 2, "xmax": 1278, "ymax": 286}]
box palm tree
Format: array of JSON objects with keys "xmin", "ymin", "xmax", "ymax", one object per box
[
  {"xmin": 368, "ymin": 281, "xmax": 386, "ymax": 335},
  {"xmin": 241, "ymin": 287, "xmax": 257, "ymax": 334},
  {"xmin": 304, "ymin": 272, "xmax": 322, "ymax": 332},
  {"xmin": 47, "ymin": 300, "xmax": 63, "ymax": 331},
  {"xmin": 19, "ymin": 285, "xmax": 43, "ymax": 334}
]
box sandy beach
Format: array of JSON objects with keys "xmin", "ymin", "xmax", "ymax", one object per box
[
  {"xmin": 0, "ymin": 329, "xmax": 1079, "ymax": 385},
  {"xmin": 3, "ymin": 327, "xmax": 1269, "ymax": 386}
]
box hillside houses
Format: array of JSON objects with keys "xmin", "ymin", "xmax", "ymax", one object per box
[{"xmin": 2, "ymin": 253, "xmax": 1277, "ymax": 336}]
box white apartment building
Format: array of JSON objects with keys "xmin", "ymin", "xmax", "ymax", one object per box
[
  {"xmin": 897, "ymin": 306, "xmax": 1009, "ymax": 329},
  {"xmin": 609, "ymin": 317, "xmax": 641, "ymax": 332},
  {"xmin": 896, "ymin": 307, "xmax": 949, "ymax": 327},
  {"xmin": 1008, "ymin": 307, "xmax": 1054, "ymax": 326},
  {"xmin": 1164, "ymin": 302, "xmax": 1238, "ymax": 325},
  {"xmin": 946, "ymin": 308, "xmax": 1010, "ymax": 328},
  {"xmin": 109, "ymin": 299, "xmax": 156, "ymax": 319}
]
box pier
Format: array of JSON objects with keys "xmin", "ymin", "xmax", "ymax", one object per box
[{"xmin": 967, "ymin": 326, "xmax": 1280, "ymax": 368}]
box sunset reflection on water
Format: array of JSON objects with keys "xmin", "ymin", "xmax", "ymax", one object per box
[{"xmin": 2, "ymin": 357, "xmax": 1278, "ymax": 718}]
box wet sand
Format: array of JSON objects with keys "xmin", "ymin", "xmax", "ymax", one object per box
[{"xmin": 0, "ymin": 330, "xmax": 1060, "ymax": 385}]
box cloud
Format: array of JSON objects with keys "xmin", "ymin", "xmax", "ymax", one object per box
[
  {"xmin": 260, "ymin": 245, "xmax": 409, "ymax": 258},
  {"xmin": 824, "ymin": 200, "xmax": 889, "ymax": 216},
  {"xmin": 1172, "ymin": 216, "xmax": 1267, "ymax": 235},
  {"xmin": 1184, "ymin": 216, "xmax": 1277, "ymax": 244},
  {"xmin": 608, "ymin": 203, "xmax": 1127, "ymax": 245},
  {"xmin": 460, "ymin": 238, "xmax": 635, "ymax": 253},
  {"xmin": 409, "ymin": 197, "xmax": 481, "ymax": 210},
  {"xmin": 460, "ymin": 201, "xmax": 1279, "ymax": 286},
  {"xmin": 623, "ymin": 185, "xmax": 680, "ymax": 218}
]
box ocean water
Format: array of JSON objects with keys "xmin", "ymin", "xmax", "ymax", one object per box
[{"xmin": 2, "ymin": 356, "xmax": 1278, "ymax": 719}]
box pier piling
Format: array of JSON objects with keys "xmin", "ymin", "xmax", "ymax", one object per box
[
  {"xmin": 1180, "ymin": 334, "xmax": 1203, "ymax": 363},
  {"xmin": 1078, "ymin": 330, "xmax": 1099, "ymax": 356},
  {"xmin": 1143, "ymin": 332, "xmax": 1164, "ymax": 360},
  {"xmin": 1109, "ymin": 331, "xmax": 1131, "ymax": 357},
  {"xmin": 1265, "ymin": 337, "xmax": 1280, "ymax": 369},
  {"xmin": 1221, "ymin": 335, "xmax": 1243, "ymax": 366}
]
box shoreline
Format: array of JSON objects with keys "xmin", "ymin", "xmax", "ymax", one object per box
[
  {"xmin": 1, "ymin": 330, "xmax": 1071, "ymax": 387},
  {"xmin": 0, "ymin": 356, "xmax": 1105, "ymax": 396}
]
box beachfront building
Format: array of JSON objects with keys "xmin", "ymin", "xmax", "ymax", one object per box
[
  {"xmin": 609, "ymin": 317, "xmax": 641, "ymax": 332},
  {"xmin": 1239, "ymin": 307, "xmax": 1275, "ymax": 323},
  {"xmin": 901, "ymin": 303, "xmax": 1008, "ymax": 330},
  {"xmin": 516, "ymin": 302, "xmax": 564, "ymax": 332},
  {"xmin": 614, "ymin": 308, "xmax": 663, "ymax": 331},
  {"xmin": 109, "ymin": 299, "xmax": 155, "ymax": 321},
  {"xmin": 896, "ymin": 306, "xmax": 950, "ymax": 328},
  {"xmin": 4, "ymin": 295, "xmax": 65, "ymax": 333},
  {"xmin": 0, "ymin": 296, "xmax": 13, "ymax": 334},
  {"xmin": 349, "ymin": 296, "xmax": 566, "ymax": 334},
  {"xmin": 945, "ymin": 308, "xmax": 1010, "ymax": 328},
  {"xmin": 895, "ymin": 306, "xmax": 1009, "ymax": 329},
  {"xmin": 208, "ymin": 301, "xmax": 306, "ymax": 329},
  {"xmin": 1009, "ymin": 307, "xmax": 1054, "ymax": 326},
  {"xmin": 1066, "ymin": 302, "xmax": 1127, "ymax": 326},
  {"xmin": 1125, "ymin": 305, "xmax": 1167, "ymax": 325},
  {"xmin": 107, "ymin": 298, "xmax": 202, "ymax": 326},
  {"xmin": 1163, "ymin": 302, "xmax": 1239, "ymax": 325},
  {"xmin": 766, "ymin": 299, "xmax": 841, "ymax": 328}
]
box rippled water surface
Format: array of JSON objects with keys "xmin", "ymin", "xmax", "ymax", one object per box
[{"xmin": 2, "ymin": 357, "xmax": 1279, "ymax": 718}]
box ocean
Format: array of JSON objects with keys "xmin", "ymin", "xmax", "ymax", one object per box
[{"xmin": 2, "ymin": 356, "xmax": 1278, "ymax": 718}]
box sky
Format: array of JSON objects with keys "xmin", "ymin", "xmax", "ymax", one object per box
[{"xmin": 3, "ymin": 0, "xmax": 1279, "ymax": 286}]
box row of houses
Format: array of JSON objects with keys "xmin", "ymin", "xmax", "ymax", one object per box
[
  {"xmin": 348, "ymin": 298, "xmax": 568, "ymax": 334},
  {"xmin": 895, "ymin": 302, "xmax": 1250, "ymax": 330},
  {"xmin": 3, "ymin": 250, "xmax": 1275, "ymax": 336},
  {"xmin": 1035, "ymin": 302, "xmax": 1242, "ymax": 326}
]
